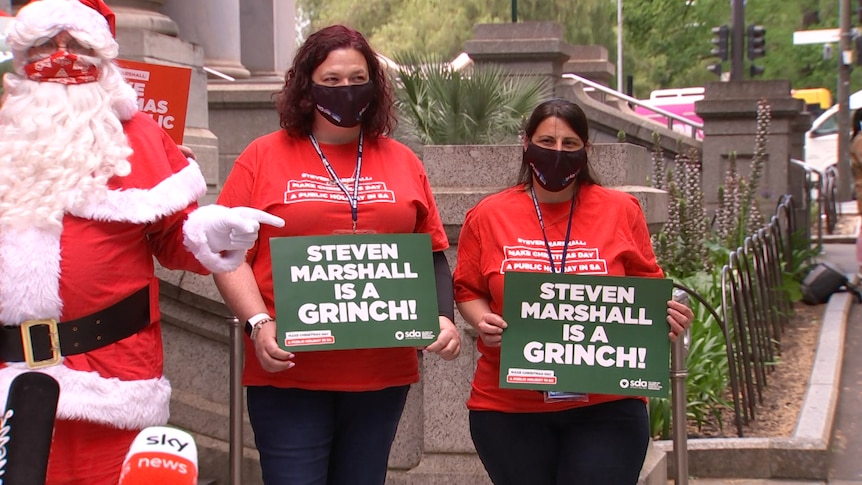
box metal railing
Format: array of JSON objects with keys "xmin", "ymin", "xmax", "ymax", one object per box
[
  {"xmin": 229, "ymin": 317, "xmax": 243, "ymax": 484},
  {"xmin": 822, "ymin": 166, "xmax": 839, "ymax": 235},
  {"xmin": 666, "ymin": 195, "xmax": 797, "ymax": 485},
  {"xmin": 718, "ymin": 196, "xmax": 795, "ymax": 436},
  {"xmin": 792, "ymin": 158, "xmax": 839, "ymax": 242},
  {"xmin": 561, "ymin": 73, "xmax": 703, "ymax": 140}
]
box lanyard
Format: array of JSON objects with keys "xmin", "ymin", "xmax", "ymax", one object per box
[
  {"xmin": 529, "ymin": 186, "xmax": 576, "ymax": 274},
  {"xmin": 308, "ymin": 132, "xmax": 364, "ymax": 232}
]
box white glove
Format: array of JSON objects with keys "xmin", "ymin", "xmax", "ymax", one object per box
[{"xmin": 204, "ymin": 206, "xmax": 285, "ymax": 253}]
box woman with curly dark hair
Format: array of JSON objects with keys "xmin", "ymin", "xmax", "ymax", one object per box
[{"xmin": 213, "ymin": 24, "xmax": 460, "ymax": 484}]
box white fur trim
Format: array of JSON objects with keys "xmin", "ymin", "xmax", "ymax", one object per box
[
  {"xmin": 0, "ymin": 364, "xmax": 170, "ymax": 430},
  {"xmin": 183, "ymin": 205, "xmax": 247, "ymax": 273},
  {"xmin": 70, "ymin": 159, "xmax": 207, "ymax": 224},
  {"xmin": 0, "ymin": 227, "xmax": 62, "ymax": 324}
]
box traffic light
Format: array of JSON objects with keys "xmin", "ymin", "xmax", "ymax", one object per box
[
  {"xmin": 711, "ymin": 25, "xmax": 730, "ymax": 61},
  {"xmin": 747, "ymin": 24, "xmax": 766, "ymax": 60}
]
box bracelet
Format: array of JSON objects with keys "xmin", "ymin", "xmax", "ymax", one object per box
[{"xmin": 245, "ymin": 313, "xmax": 274, "ymax": 338}]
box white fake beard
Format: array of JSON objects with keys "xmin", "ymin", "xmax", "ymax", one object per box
[{"xmin": 0, "ymin": 61, "xmax": 135, "ymax": 231}]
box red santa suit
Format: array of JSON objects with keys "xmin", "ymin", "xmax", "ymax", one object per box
[
  {"xmin": 0, "ymin": 112, "xmax": 212, "ymax": 484},
  {"xmin": 0, "ymin": 1, "xmax": 266, "ymax": 483}
]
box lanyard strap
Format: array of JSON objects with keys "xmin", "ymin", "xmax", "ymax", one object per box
[
  {"xmin": 529, "ymin": 186, "xmax": 576, "ymax": 274},
  {"xmin": 308, "ymin": 132, "xmax": 364, "ymax": 231}
]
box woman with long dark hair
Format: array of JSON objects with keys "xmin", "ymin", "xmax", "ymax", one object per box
[{"xmin": 454, "ymin": 98, "xmax": 692, "ymax": 484}]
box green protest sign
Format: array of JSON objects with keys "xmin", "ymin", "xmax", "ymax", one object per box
[
  {"xmin": 271, "ymin": 233, "xmax": 439, "ymax": 351},
  {"xmin": 500, "ymin": 272, "xmax": 673, "ymax": 398}
]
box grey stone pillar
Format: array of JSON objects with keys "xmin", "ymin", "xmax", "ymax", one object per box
[
  {"xmin": 696, "ymin": 80, "xmax": 811, "ymax": 231},
  {"xmin": 562, "ymin": 45, "xmax": 615, "ymax": 87},
  {"xmin": 161, "ymin": 0, "xmax": 251, "ymax": 80},
  {"xmin": 112, "ymin": 0, "xmax": 178, "ymax": 36},
  {"xmin": 108, "ymin": 0, "xmax": 220, "ymax": 196},
  {"xmin": 240, "ymin": 0, "xmax": 296, "ymax": 78},
  {"xmin": 463, "ymin": 21, "xmax": 573, "ymax": 97}
]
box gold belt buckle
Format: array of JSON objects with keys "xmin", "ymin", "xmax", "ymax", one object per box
[{"xmin": 20, "ymin": 319, "xmax": 61, "ymax": 369}]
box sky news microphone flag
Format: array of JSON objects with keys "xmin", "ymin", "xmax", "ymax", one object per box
[{"xmin": 118, "ymin": 426, "xmax": 199, "ymax": 485}]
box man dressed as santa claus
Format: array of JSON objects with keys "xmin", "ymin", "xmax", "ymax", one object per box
[{"xmin": 0, "ymin": 0, "xmax": 283, "ymax": 483}]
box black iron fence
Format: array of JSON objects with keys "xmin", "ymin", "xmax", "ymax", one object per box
[{"xmin": 719, "ymin": 196, "xmax": 795, "ymax": 436}]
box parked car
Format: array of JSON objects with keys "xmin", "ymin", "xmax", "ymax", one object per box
[{"xmin": 804, "ymin": 90, "xmax": 862, "ymax": 173}]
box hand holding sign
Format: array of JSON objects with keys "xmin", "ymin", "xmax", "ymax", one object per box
[
  {"xmin": 423, "ymin": 316, "xmax": 461, "ymax": 360},
  {"xmin": 251, "ymin": 318, "xmax": 295, "ymax": 373},
  {"xmin": 666, "ymin": 299, "xmax": 693, "ymax": 342},
  {"xmin": 457, "ymin": 299, "xmax": 507, "ymax": 348}
]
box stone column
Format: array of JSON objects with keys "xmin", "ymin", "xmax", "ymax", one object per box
[
  {"xmin": 463, "ymin": 21, "xmax": 572, "ymax": 97},
  {"xmin": 696, "ymin": 80, "xmax": 812, "ymax": 234},
  {"xmin": 105, "ymin": 0, "xmax": 220, "ymax": 196},
  {"xmin": 161, "ymin": 0, "xmax": 251, "ymax": 80},
  {"xmin": 112, "ymin": 0, "xmax": 175, "ymax": 32},
  {"xmin": 562, "ymin": 45, "xmax": 615, "ymax": 88},
  {"xmin": 240, "ymin": 0, "xmax": 296, "ymax": 78}
]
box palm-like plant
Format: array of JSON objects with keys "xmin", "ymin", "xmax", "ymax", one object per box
[{"xmin": 392, "ymin": 52, "xmax": 551, "ymax": 145}]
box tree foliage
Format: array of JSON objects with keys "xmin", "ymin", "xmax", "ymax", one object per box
[{"xmin": 298, "ymin": 0, "xmax": 862, "ymax": 100}]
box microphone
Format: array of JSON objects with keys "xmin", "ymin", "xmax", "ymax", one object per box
[
  {"xmin": 118, "ymin": 425, "xmax": 198, "ymax": 484},
  {"xmin": 0, "ymin": 372, "xmax": 61, "ymax": 485}
]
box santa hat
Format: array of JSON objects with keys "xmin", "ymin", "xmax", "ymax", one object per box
[
  {"xmin": 6, "ymin": 0, "xmax": 119, "ymax": 69},
  {"xmin": 76, "ymin": 0, "xmax": 116, "ymax": 37}
]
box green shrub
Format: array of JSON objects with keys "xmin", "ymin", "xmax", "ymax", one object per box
[{"xmin": 392, "ymin": 52, "xmax": 551, "ymax": 145}]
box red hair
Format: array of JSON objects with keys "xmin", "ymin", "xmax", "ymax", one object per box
[{"xmin": 274, "ymin": 25, "xmax": 396, "ymax": 139}]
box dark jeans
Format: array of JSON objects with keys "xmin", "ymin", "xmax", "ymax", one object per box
[
  {"xmin": 470, "ymin": 399, "xmax": 649, "ymax": 485},
  {"xmin": 246, "ymin": 385, "xmax": 410, "ymax": 485}
]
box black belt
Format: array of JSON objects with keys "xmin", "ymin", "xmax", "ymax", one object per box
[{"xmin": 0, "ymin": 286, "xmax": 151, "ymax": 369}]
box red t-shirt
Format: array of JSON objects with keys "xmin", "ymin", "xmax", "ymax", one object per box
[
  {"xmin": 218, "ymin": 130, "xmax": 448, "ymax": 391},
  {"xmin": 454, "ymin": 183, "xmax": 663, "ymax": 413}
]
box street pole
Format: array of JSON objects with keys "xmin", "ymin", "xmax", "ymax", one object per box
[
  {"xmin": 838, "ymin": 0, "xmax": 852, "ymax": 201},
  {"xmin": 511, "ymin": 0, "xmax": 517, "ymax": 22},
  {"xmin": 730, "ymin": 0, "xmax": 744, "ymax": 81},
  {"xmin": 617, "ymin": 0, "xmax": 623, "ymax": 93}
]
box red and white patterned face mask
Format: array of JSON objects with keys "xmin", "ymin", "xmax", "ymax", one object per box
[{"xmin": 24, "ymin": 51, "xmax": 99, "ymax": 85}]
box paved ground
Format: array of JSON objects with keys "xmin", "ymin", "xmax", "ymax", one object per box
[{"xmin": 823, "ymin": 244, "xmax": 862, "ymax": 485}]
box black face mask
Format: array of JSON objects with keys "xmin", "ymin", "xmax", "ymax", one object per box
[
  {"xmin": 311, "ymin": 82, "xmax": 375, "ymax": 128},
  {"xmin": 525, "ymin": 143, "xmax": 588, "ymax": 193}
]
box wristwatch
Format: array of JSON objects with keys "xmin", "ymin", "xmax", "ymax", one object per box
[{"xmin": 245, "ymin": 313, "xmax": 275, "ymax": 340}]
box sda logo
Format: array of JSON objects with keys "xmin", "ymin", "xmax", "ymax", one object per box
[
  {"xmin": 395, "ymin": 330, "xmax": 422, "ymax": 340},
  {"xmin": 619, "ymin": 378, "xmax": 649, "ymax": 389}
]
